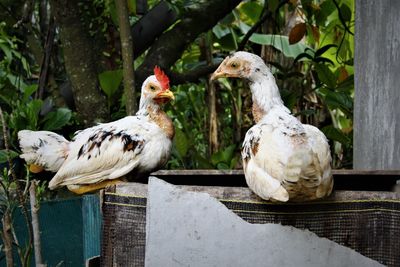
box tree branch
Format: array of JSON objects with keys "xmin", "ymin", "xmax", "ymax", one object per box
[
  {"xmin": 36, "ymin": 17, "xmax": 55, "ymax": 100},
  {"xmin": 167, "ymin": 64, "xmax": 220, "ymax": 86},
  {"xmin": 136, "ymin": 0, "xmax": 242, "ymax": 86}
]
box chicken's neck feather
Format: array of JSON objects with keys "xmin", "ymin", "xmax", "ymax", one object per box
[
  {"xmin": 249, "ymin": 69, "xmax": 288, "ymax": 123},
  {"xmin": 136, "ymin": 100, "xmax": 175, "ymax": 140}
]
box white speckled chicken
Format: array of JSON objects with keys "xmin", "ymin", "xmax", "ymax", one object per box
[
  {"xmin": 18, "ymin": 66, "xmax": 175, "ymax": 194},
  {"xmin": 212, "ymin": 52, "xmax": 333, "ymax": 202}
]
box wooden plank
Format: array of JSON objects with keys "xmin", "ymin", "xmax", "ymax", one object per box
[
  {"xmin": 115, "ymin": 182, "xmax": 400, "ymax": 201},
  {"xmin": 152, "ymin": 169, "xmax": 400, "ymax": 176},
  {"xmin": 149, "ymin": 169, "xmax": 400, "ymax": 191},
  {"xmin": 354, "ymin": 0, "xmax": 400, "ymax": 169}
]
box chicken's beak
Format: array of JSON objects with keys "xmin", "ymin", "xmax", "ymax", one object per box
[
  {"xmin": 155, "ymin": 89, "xmax": 175, "ymax": 101},
  {"xmin": 210, "ymin": 66, "xmax": 226, "ymax": 81}
]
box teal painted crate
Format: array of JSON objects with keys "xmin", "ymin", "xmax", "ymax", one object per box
[{"xmin": 0, "ymin": 194, "xmax": 101, "ymax": 267}]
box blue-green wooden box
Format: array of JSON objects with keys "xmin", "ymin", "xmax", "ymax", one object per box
[{"xmin": 0, "ymin": 194, "xmax": 101, "ymax": 267}]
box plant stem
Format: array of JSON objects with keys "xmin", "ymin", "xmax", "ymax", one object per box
[
  {"xmin": 0, "ymin": 106, "xmax": 33, "ymax": 266},
  {"xmin": 30, "ymin": 181, "xmax": 46, "ymax": 267},
  {"xmin": 115, "ymin": 0, "xmax": 137, "ymax": 115},
  {"xmin": 2, "ymin": 210, "xmax": 14, "ymax": 267}
]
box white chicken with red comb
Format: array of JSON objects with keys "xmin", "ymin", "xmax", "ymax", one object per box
[
  {"xmin": 18, "ymin": 66, "xmax": 175, "ymax": 194},
  {"xmin": 212, "ymin": 52, "xmax": 333, "ymax": 202}
]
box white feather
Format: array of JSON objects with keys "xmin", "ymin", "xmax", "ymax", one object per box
[
  {"xmin": 18, "ymin": 130, "xmax": 69, "ymax": 172},
  {"xmin": 229, "ymin": 51, "xmax": 333, "ymax": 201},
  {"xmin": 48, "ymin": 115, "xmax": 172, "ymax": 189}
]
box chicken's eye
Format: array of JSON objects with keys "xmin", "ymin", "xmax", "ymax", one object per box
[
  {"xmin": 149, "ymin": 85, "xmax": 156, "ymax": 91},
  {"xmin": 231, "ymin": 62, "xmax": 238, "ymax": 68}
]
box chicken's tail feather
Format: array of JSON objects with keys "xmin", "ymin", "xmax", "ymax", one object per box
[
  {"xmin": 284, "ymin": 149, "xmax": 313, "ymax": 183},
  {"xmin": 18, "ymin": 130, "xmax": 69, "ymax": 172}
]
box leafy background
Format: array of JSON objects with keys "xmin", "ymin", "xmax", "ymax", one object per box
[{"xmin": 0, "ymin": 0, "xmax": 354, "ymax": 177}]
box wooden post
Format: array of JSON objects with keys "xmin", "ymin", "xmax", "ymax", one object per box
[{"xmin": 354, "ymin": 0, "xmax": 400, "ymax": 169}]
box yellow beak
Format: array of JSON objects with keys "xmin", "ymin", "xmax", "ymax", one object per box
[
  {"xmin": 210, "ymin": 66, "xmax": 225, "ymax": 81},
  {"xmin": 155, "ymin": 89, "xmax": 175, "ymax": 101}
]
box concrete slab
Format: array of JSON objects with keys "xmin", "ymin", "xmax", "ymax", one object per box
[{"xmin": 145, "ymin": 177, "xmax": 383, "ymax": 267}]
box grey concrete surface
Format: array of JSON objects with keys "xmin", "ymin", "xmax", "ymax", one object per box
[{"xmin": 145, "ymin": 177, "xmax": 383, "ymax": 267}]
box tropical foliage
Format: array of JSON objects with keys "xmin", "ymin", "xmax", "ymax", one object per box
[{"xmin": 0, "ymin": 0, "xmax": 354, "ymax": 179}]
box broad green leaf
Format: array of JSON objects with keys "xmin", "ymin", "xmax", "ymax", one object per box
[
  {"xmin": 237, "ymin": 1, "xmax": 263, "ymax": 24},
  {"xmin": 211, "ymin": 144, "xmax": 236, "ymax": 166},
  {"xmin": 25, "ymin": 99, "xmax": 43, "ymax": 129},
  {"xmin": 211, "ymin": 151, "xmax": 224, "ymax": 166},
  {"xmin": 315, "ymin": 0, "xmax": 336, "ymax": 25},
  {"xmin": 173, "ymin": 127, "xmax": 188, "ymax": 158},
  {"xmin": 212, "ymin": 24, "xmax": 230, "ymax": 39},
  {"xmin": 216, "ymin": 162, "xmax": 230, "ymax": 170},
  {"xmin": 193, "ymin": 153, "xmax": 214, "ymax": 169},
  {"xmin": 42, "ymin": 108, "xmax": 72, "ymax": 130},
  {"xmin": 0, "ymin": 43, "xmax": 12, "ymax": 62},
  {"xmin": 324, "ymin": 91, "xmax": 353, "ymax": 117},
  {"xmin": 222, "ymin": 144, "xmax": 236, "ymax": 163},
  {"xmin": 6, "ymin": 73, "xmax": 28, "ymax": 92},
  {"xmin": 338, "ymin": 39, "xmax": 350, "ymax": 60},
  {"xmin": 336, "ymin": 74, "xmax": 354, "ymax": 92},
  {"xmin": 127, "ymin": 0, "xmax": 136, "ymax": 15},
  {"xmin": 0, "ymin": 150, "xmax": 19, "ymax": 164},
  {"xmin": 23, "ymin": 84, "xmax": 38, "ymax": 101},
  {"xmin": 216, "ymin": 32, "xmax": 238, "ymax": 51},
  {"xmin": 340, "ymin": 3, "xmax": 352, "ymax": 23},
  {"xmin": 315, "ymin": 63, "xmax": 336, "ymax": 88},
  {"xmin": 321, "ymin": 125, "xmax": 351, "ymax": 145},
  {"xmin": 98, "ymin": 69, "xmax": 123, "ymax": 98},
  {"xmin": 249, "ymin": 34, "xmax": 312, "ymax": 58}
]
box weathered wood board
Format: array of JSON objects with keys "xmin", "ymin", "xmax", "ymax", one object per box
[{"xmin": 354, "ymin": 0, "xmax": 400, "ymax": 169}]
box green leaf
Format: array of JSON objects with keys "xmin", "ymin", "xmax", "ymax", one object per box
[
  {"xmin": 340, "ymin": 3, "xmax": 352, "ymax": 23},
  {"xmin": 324, "ymin": 91, "xmax": 353, "ymax": 117},
  {"xmin": 98, "ymin": 69, "xmax": 123, "ymax": 98},
  {"xmin": 173, "ymin": 127, "xmax": 188, "ymax": 158},
  {"xmin": 211, "ymin": 144, "xmax": 236, "ymax": 166},
  {"xmin": 315, "ymin": 0, "xmax": 336, "ymax": 25},
  {"xmin": 23, "ymin": 84, "xmax": 38, "ymax": 101},
  {"xmin": 321, "ymin": 125, "xmax": 350, "ymax": 145},
  {"xmin": 315, "ymin": 44, "xmax": 337, "ymax": 58},
  {"xmin": 222, "ymin": 144, "xmax": 236, "ymax": 163},
  {"xmin": 216, "ymin": 162, "xmax": 230, "ymax": 170},
  {"xmin": 315, "ymin": 63, "xmax": 336, "ymax": 88},
  {"xmin": 42, "ymin": 108, "xmax": 72, "ymax": 130},
  {"xmin": 0, "ymin": 43, "xmax": 12, "ymax": 63},
  {"xmin": 336, "ymin": 74, "xmax": 354, "ymax": 92},
  {"xmin": 0, "ymin": 150, "xmax": 19, "ymax": 164},
  {"xmin": 25, "ymin": 100, "xmax": 43, "ymax": 129},
  {"xmin": 238, "ymin": 1, "xmax": 263, "ymax": 24},
  {"xmin": 127, "ymin": 0, "xmax": 136, "ymax": 15},
  {"xmin": 248, "ymin": 34, "xmax": 312, "ymax": 58},
  {"xmin": 212, "ymin": 24, "xmax": 230, "ymax": 39}
]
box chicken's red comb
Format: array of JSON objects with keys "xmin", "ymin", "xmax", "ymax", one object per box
[{"xmin": 154, "ymin": 66, "xmax": 170, "ymax": 90}]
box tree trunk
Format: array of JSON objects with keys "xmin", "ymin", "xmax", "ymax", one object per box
[
  {"xmin": 52, "ymin": 0, "xmax": 108, "ymax": 126},
  {"xmin": 115, "ymin": 0, "xmax": 137, "ymax": 115},
  {"xmin": 201, "ymin": 34, "xmax": 219, "ymax": 155}
]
